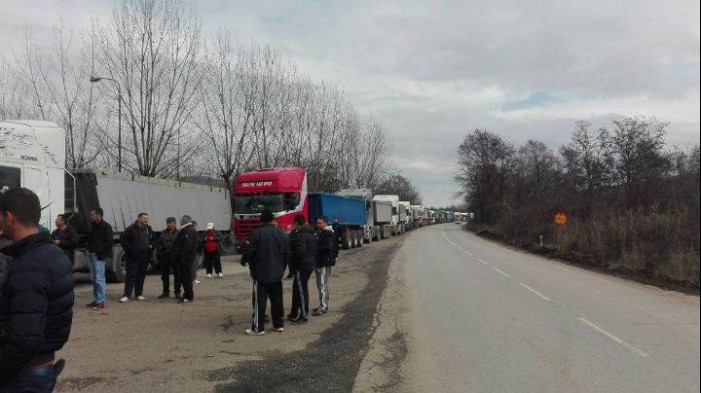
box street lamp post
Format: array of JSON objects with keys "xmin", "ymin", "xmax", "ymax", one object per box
[{"xmin": 90, "ymin": 76, "xmax": 122, "ymax": 172}]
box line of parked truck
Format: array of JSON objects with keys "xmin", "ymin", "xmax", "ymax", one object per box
[{"xmin": 0, "ymin": 121, "xmax": 461, "ymax": 283}]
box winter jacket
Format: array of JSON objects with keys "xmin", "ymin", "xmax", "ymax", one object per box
[
  {"xmin": 202, "ymin": 229, "xmax": 224, "ymax": 254},
  {"xmin": 120, "ymin": 221, "xmax": 155, "ymax": 259},
  {"xmin": 0, "ymin": 232, "xmax": 74, "ymax": 378},
  {"xmin": 87, "ymin": 219, "xmax": 113, "ymax": 260},
  {"xmin": 172, "ymin": 223, "xmax": 198, "ymax": 265},
  {"xmin": 51, "ymin": 226, "xmax": 80, "ymax": 263},
  {"xmin": 289, "ymin": 225, "xmax": 317, "ymax": 272},
  {"xmin": 245, "ymin": 224, "xmax": 289, "ymax": 283},
  {"xmin": 157, "ymin": 228, "xmax": 178, "ymax": 257},
  {"xmin": 316, "ymin": 226, "xmax": 337, "ymax": 267}
]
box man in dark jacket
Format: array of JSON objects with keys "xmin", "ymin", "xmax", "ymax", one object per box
[
  {"xmin": 243, "ymin": 209, "xmax": 288, "ymax": 335},
  {"xmin": 119, "ymin": 213, "xmax": 154, "ymax": 303},
  {"xmin": 51, "ymin": 214, "xmax": 79, "ymax": 264},
  {"xmin": 157, "ymin": 217, "xmax": 179, "ymax": 299},
  {"xmin": 0, "ymin": 188, "xmax": 74, "ymax": 391},
  {"xmin": 314, "ymin": 216, "xmax": 336, "ymax": 316},
  {"xmin": 172, "ymin": 215, "xmax": 198, "ymax": 303},
  {"xmin": 288, "ymin": 215, "xmax": 316, "ymax": 325},
  {"xmin": 86, "ymin": 208, "xmax": 113, "ymax": 310}
]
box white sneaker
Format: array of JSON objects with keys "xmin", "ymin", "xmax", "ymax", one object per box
[
  {"xmin": 206, "ymin": 274, "xmax": 212, "ymax": 278},
  {"xmin": 136, "ymin": 295, "xmax": 146, "ymax": 301},
  {"xmin": 194, "ymin": 280, "xmax": 201, "ymax": 284},
  {"xmin": 218, "ymin": 273, "xmax": 224, "ymax": 278},
  {"xmin": 119, "ymin": 296, "xmax": 129, "ymax": 303}
]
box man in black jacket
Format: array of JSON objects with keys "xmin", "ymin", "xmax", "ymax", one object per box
[
  {"xmin": 314, "ymin": 216, "xmax": 337, "ymax": 316},
  {"xmin": 86, "ymin": 208, "xmax": 113, "ymax": 310},
  {"xmin": 243, "ymin": 209, "xmax": 289, "ymax": 335},
  {"xmin": 157, "ymin": 217, "xmax": 179, "ymax": 299},
  {"xmin": 0, "ymin": 188, "xmax": 74, "ymax": 391},
  {"xmin": 172, "ymin": 215, "xmax": 198, "ymax": 303},
  {"xmin": 119, "ymin": 213, "xmax": 154, "ymax": 303},
  {"xmin": 51, "ymin": 214, "xmax": 79, "ymax": 264},
  {"xmin": 288, "ymin": 215, "xmax": 316, "ymax": 325}
]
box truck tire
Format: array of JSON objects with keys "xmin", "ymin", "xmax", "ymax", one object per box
[
  {"xmin": 357, "ymin": 230, "xmax": 363, "ymax": 247},
  {"xmin": 107, "ymin": 245, "xmax": 126, "ymax": 283},
  {"xmin": 341, "ymin": 231, "xmax": 351, "ymax": 250}
]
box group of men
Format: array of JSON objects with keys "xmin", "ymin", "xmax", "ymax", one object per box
[{"xmin": 241, "ymin": 209, "xmax": 337, "ymax": 335}]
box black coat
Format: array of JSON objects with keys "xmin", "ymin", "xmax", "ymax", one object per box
[
  {"xmin": 120, "ymin": 222, "xmax": 155, "ymax": 260},
  {"xmin": 0, "ymin": 232, "xmax": 74, "ymax": 378},
  {"xmin": 172, "ymin": 223, "xmax": 198, "ymax": 265},
  {"xmin": 316, "ymin": 228, "xmax": 337, "ymax": 267},
  {"xmin": 245, "ymin": 224, "xmax": 289, "ymax": 283},
  {"xmin": 87, "ymin": 219, "xmax": 113, "ymax": 260},
  {"xmin": 289, "ymin": 225, "xmax": 317, "ymax": 272},
  {"xmin": 51, "ymin": 226, "xmax": 79, "ymax": 263}
]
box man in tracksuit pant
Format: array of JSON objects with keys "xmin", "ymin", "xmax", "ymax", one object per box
[
  {"xmin": 288, "ymin": 215, "xmax": 316, "ymax": 325},
  {"xmin": 244, "ymin": 209, "xmax": 289, "ymax": 335},
  {"xmin": 314, "ymin": 215, "xmax": 337, "ymax": 316}
]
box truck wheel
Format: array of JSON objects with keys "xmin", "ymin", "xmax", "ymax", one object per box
[
  {"xmin": 357, "ymin": 230, "xmax": 363, "ymax": 247},
  {"xmin": 107, "ymin": 246, "xmax": 126, "ymax": 283}
]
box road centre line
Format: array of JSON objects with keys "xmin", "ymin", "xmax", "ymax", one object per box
[
  {"xmin": 578, "ymin": 318, "xmax": 649, "ymax": 357},
  {"xmin": 493, "ymin": 267, "xmax": 511, "ymax": 277},
  {"xmin": 464, "ymin": 250, "xmax": 473, "ymax": 256},
  {"xmin": 518, "ymin": 283, "xmax": 552, "ymax": 302},
  {"xmin": 478, "ymin": 258, "xmax": 489, "ymax": 265}
]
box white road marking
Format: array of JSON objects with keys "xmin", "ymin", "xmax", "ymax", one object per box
[
  {"xmin": 464, "ymin": 250, "xmax": 473, "ymax": 256},
  {"xmin": 478, "ymin": 258, "xmax": 489, "ymax": 265},
  {"xmin": 578, "ymin": 318, "xmax": 649, "ymax": 357},
  {"xmin": 493, "ymin": 267, "xmax": 511, "ymax": 277},
  {"xmin": 519, "ymin": 283, "xmax": 552, "ymax": 302}
]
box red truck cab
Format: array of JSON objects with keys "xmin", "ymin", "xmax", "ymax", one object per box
[{"xmin": 233, "ymin": 167, "xmax": 308, "ymax": 248}]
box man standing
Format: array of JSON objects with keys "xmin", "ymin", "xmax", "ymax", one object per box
[
  {"xmin": 0, "ymin": 188, "xmax": 74, "ymax": 391},
  {"xmin": 314, "ymin": 216, "xmax": 336, "ymax": 316},
  {"xmin": 86, "ymin": 208, "xmax": 112, "ymax": 310},
  {"xmin": 202, "ymin": 222, "xmax": 224, "ymax": 278},
  {"xmin": 51, "ymin": 214, "xmax": 79, "ymax": 264},
  {"xmin": 288, "ymin": 215, "xmax": 316, "ymax": 325},
  {"xmin": 157, "ymin": 217, "xmax": 180, "ymax": 299},
  {"xmin": 244, "ymin": 209, "xmax": 288, "ymax": 335},
  {"xmin": 119, "ymin": 213, "xmax": 154, "ymax": 303},
  {"xmin": 172, "ymin": 215, "xmax": 197, "ymax": 304}
]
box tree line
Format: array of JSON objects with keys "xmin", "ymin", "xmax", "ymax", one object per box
[
  {"xmin": 456, "ymin": 118, "xmax": 700, "ymax": 287},
  {"xmin": 0, "ymin": 0, "xmax": 405, "ymax": 195}
]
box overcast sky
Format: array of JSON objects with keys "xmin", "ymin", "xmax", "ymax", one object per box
[{"xmin": 2, "ymin": 0, "xmax": 699, "ymax": 207}]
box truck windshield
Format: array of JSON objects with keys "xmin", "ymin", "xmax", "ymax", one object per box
[
  {"xmin": 0, "ymin": 165, "xmax": 21, "ymax": 193},
  {"xmin": 234, "ymin": 194, "xmax": 284, "ymax": 214}
]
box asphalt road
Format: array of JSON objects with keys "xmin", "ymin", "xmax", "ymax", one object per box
[{"xmin": 390, "ymin": 224, "xmax": 700, "ymax": 393}]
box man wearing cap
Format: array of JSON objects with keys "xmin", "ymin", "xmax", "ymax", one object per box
[
  {"xmin": 0, "ymin": 188, "xmax": 74, "ymax": 391},
  {"xmin": 243, "ymin": 209, "xmax": 288, "ymax": 335},
  {"xmin": 202, "ymin": 223, "xmax": 224, "ymax": 278},
  {"xmin": 157, "ymin": 217, "xmax": 180, "ymax": 298}
]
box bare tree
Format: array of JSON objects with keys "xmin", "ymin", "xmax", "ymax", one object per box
[{"xmin": 98, "ymin": 0, "xmax": 203, "ymax": 176}]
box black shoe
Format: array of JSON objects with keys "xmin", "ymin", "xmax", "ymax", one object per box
[
  {"xmin": 287, "ymin": 313, "xmax": 299, "ymax": 321},
  {"xmin": 312, "ymin": 308, "xmax": 328, "ymax": 316},
  {"xmin": 86, "ymin": 301, "xmax": 97, "ymax": 308},
  {"xmin": 291, "ymin": 316, "xmax": 309, "ymax": 325},
  {"xmin": 174, "ymin": 293, "xmax": 182, "ymax": 300},
  {"xmin": 158, "ymin": 293, "xmax": 170, "ymax": 299}
]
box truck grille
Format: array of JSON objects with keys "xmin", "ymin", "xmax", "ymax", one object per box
[{"xmin": 235, "ymin": 219, "xmax": 261, "ymax": 241}]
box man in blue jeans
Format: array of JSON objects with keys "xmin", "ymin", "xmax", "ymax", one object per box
[
  {"xmin": 0, "ymin": 188, "xmax": 74, "ymax": 392},
  {"xmin": 86, "ymin": 208, "xmax": 113, "ymax": 310}
]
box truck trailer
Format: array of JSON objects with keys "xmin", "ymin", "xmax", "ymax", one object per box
[
  {"xmin": 0, "ymin": 120, "xmax": 231, "ymax": 282},
  {"xmin": 308, "ymin": 193, "xmax": 366, "ymax": 249}
]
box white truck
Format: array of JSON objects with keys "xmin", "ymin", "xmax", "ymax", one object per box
[
  {"xmin": 398, "ymin": 201, "xmax": 411, "ymax": 231},
  {"xmin": 372, "ymin": 194, "xmax": 400, "ymax": 235},
  {"xmin": 0, "ymin": 120, "xmax": 232, "ymax": 282}
]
